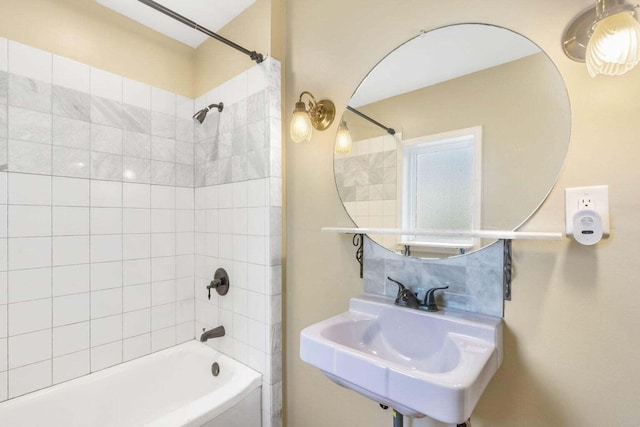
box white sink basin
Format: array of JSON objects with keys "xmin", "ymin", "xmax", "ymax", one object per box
[{"xmin": 300, "ymin": 294, "xmax": 503, "ymax": 424}]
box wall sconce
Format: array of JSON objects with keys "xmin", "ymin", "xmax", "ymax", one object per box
[
  {"xmin": 334, "ymin": 106, "xmax": 396, "ymax": 154},
  {"xmin": 563, "ymin": 0, "xmax": 640, "ymax": 77},
  {"xmin": 290, "ymin": 91, "xmax": 335, "ymax": 143}
]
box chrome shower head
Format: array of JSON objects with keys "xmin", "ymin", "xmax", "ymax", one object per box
[{"xmin": 193, "ymin": 102, "xmax": 224, "ymax": 123}]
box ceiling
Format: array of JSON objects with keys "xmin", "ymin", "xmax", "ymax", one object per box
[
  {"xmin": 96, "ymin": 0, "xmax": 256, "ymax": 48},
  {"xmin": 350, "ymin": 25, "xmax": 541, "ymax": 107}
]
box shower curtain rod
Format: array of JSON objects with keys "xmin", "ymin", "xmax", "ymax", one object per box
[
  {"xmin": 346, "ymin": 106, "xmax": 396, "ymax": 135},
  {"xmin": 136, "ymin": 0, "xmax": 265, "ymax": 64}
]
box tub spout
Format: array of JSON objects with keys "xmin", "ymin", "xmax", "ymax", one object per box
[{"xmin": 200, "ymin": 325, "xmax": 225, "ymax": 342}]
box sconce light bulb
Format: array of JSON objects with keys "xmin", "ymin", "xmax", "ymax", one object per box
[
  {"xmin": 290, "ymin": 101, "xmax": 313, "ymax": 143},
  {"xmin": 335, "ymin": 121, "xmax": 352, "ymax": 154},
  {"xmin": 586, "ymin": 11, "xmax": 640, "ymax": 77}
]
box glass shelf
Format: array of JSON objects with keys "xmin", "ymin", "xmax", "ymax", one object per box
[{"xmin": 321, "ymin": 227, "xmax": 564, "ymax": 240}]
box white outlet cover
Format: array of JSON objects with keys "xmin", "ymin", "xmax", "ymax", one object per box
[{"xmin": 565, "ymin": 185, "xmax": 610, "ymax": 237}]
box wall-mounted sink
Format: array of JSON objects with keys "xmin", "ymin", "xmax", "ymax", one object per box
[{"xmin": 300, "ymin": 294, "xmax": 503, "ymax": 424}]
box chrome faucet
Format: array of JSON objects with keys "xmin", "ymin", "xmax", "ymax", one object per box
[
  {"xmin": 387, "ymin": 277, "xmax": 449, "ymax": 312},
  {"xmin": 200, "ymin": 325, "xmax": 225, "ymax": 342}
]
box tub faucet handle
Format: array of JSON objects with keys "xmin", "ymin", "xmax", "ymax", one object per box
[{"xmin": 207, "ymin": 268, "xmax": 230, "ymax": 299}]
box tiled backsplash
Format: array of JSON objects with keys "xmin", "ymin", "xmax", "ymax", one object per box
[
  {"xmin": 363, "ymin": 237, "xmax": 505, "ymax": 317},
  {"xmin": 0, "ymin": 37, "xmax": 283, "ymax": 427}
]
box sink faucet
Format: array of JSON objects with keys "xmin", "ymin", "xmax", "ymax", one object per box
[
  {"xmin": 423, "ymin": 286, "xmax": 449, "ymax": 312},
  {"xmin": 387, "ymin": 277, "xmax": 421, "ymax": 309},
  {"xmin": 200, "ymin": 325, "xmax": 225, "ymax": 342},
  {"xmin": 388, "ymin": 277, "xmax": 449, "ymax": 312}
]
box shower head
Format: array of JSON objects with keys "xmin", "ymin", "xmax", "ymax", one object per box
[{"xmin": 193, "ymin": 102, "xmax": 224, "ymax": 123}]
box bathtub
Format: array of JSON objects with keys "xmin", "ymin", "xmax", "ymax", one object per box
[{"xmin": 0, "ymin": 340, "xmax": 262, "ymax": 427}]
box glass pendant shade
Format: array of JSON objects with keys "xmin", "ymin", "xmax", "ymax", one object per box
[
  {"xmin": 586, "ymin": 11, "xmax": 640, "ymax": 77},
  {"xmin": 290, "ymin": 101, "xmax": 313, "ymax": 143},
  {"xmin": 335, "ymin": 121, "xmax": 352, "ymax": 154}
]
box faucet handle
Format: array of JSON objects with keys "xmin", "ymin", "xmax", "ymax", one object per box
[
  {"xmin": 388, "ymin": 277, "xmax": 421, "ymax": 309},
  {"xmin": 387, "ymin": 277, "xmax": 406, "ymax": 302},
  {"xmin": 423, "ymin": 286, "xmax": 449, "ymax": 312}
]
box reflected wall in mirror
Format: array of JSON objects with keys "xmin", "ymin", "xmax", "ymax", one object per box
[{"xmin": 334, "ymin": 24, "xmax": 571, "ymax": 258}]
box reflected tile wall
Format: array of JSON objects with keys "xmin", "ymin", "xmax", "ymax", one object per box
[{"xmin": 363, "ymin": 237, "xmax": 504, "ymax": 317}]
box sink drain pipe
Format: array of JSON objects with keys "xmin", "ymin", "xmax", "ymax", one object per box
[{"xmin": 393, "ymin": 409, "xmax": 403, "ymax": 427}]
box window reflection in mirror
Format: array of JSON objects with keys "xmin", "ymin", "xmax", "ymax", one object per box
[{"xmin": 399, "ymin": 126, "xmax": 482, "ymax": 255}]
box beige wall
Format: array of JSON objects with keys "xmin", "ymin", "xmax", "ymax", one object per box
[
  {"xmin": 285, "ymin": 1, "xmax": 640, "ymax": 427},
  {"xmin": 0, "ymin": 0, "xmax": 196, "ymax": 97},
  {"xmin": 0, "ymin": 0, "xmax": 282, "ymax": 99},
  {"xmin": 194, "ymin": 0, "xmax": 273, "ymax": 96}
]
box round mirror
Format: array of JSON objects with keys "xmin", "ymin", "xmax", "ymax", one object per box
[{"xmin": 334, "ymin": 24, "xmax": 571, "ymax": 258}]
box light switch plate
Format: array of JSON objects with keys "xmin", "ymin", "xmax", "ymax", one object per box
[{"xmin": 565, "ymin": 185, "xmax": 610, "ymax": 237}]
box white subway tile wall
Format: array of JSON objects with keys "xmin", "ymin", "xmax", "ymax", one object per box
[
  {"xmin": 0, "ymin": 37, "xmax": 282, "ymax": 427},
  {"xmin": 193, "ymin": 57, "xmax": 283, "ymax": 427}
]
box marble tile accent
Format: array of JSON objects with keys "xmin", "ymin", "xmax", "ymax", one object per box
[
  {"xmin": 0, "ymin": 105, "xmax": 6, "ymax": 139},
  {"xmin": 269, "ymin": 148, "xmax": 281, "ymax": 179},
  {"xmin": 151, "ymin": 161, "xmax": 175, "ymax": 186},
  {"xmin": 0, "ymin": 138, "xmax": 7, "ymax": 170},
  {"xmin": 9, "ymin": 75, "xmax": 51, "ymax": 114},
  {"xmin": 176, "ymin": 164, "xmax": 194, "ymax": 188},
  {"xmin": 52, "ymin": 146, "xmax": 90, "ymax": 178},
  {"xmin": 122, "ymin": 157, "xmax": 150, "ymax": 184},
  {"xmin": 151, "ymin": 111, "xmax": 175, "ymax": 138},
  {"xmin": 248, "ymin": 149, "xmax": 268, "ymax": 180},
  {"xmin": 231, "ymin": 155, "xmax": 247, "ymax": 183},
  {"xmin": 91, "ymin": 152, "xmax": 122, "ymax": 181},
  {"xmin": 91, "ymin": 124, "xmax": 122, "ymax": 155},
  {"xmin": 122, "ymin": 104, "xmax": 151, "ymax": 134},
  {"xmin": 123, "ymin": 131, "xmax": 151, "ymax": 159},
  {"xmin": 8, "ymin": 107, "xmax": 51, "ymax": 144},
  {"xmin": 232, "ymin": 128, "xmax": 247, "ymax": 156},
  {"xmin": 247, "ymin": 120, "xmax": 268, "ymax": 152},
  {"xmin": 8, "ymin": 139, "xmax": 51, "ymax": 174},
  {"xmin": 0, "ymin": 71, "xmax": 8, "ymax": 105},
  {"xmin": 53, "ymin": 116, "xmax": 90, "ymax": 150},
  {"xmin": 233, "ymin": 99, "xmax": 247, "ymax": 130},
  {"xmin": 196, "ymin": 140, "xmax": 216, "ymax": 163},
  {"xmin": 52, "ymin": 86, "xmax": 90, "ymax": 121},
  {"xmin": 247, "ymin": 91, "xmax": 266, "ymax": 123},
  {"xmin": 151, "ymin": 136, "xmax": 175, "ymax": 163},
  {"xmin": 175, "ymin": 118, "xmax": 193, "ymax": 143},
  {"xmin": 218, "ymin": 133, "xmax": 232, "ymax": 159},
  {"xmin": 205, "ymin": 161, "xmax": 219, "ymax": 186},
  {"xmin": 175, "ymin": 141, "xmax": 194, "ymax": 166},
  {"xmin": 90, "ymin": 96, "xmax": 122, "ymax": 128},
  {"xmin": 362, "ymin": 237, "xmax": 504, "ymax": 317}
]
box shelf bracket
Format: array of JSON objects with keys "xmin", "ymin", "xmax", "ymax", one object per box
[
  {"xmin": 503, "ymin": 239, "xmax": 512, "ymax": 301},
  {"xmin": 353, "ymin": 234, "xmax": 364, "ymax": 278}
]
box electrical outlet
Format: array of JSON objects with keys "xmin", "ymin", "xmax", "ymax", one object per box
[
  {"xmin": 579, "ymin": 196, "xmax": 593, "ymax": 209},
  {"xmin": 565, "ymin": 185, "xmax": 610, "ymax": 237}
]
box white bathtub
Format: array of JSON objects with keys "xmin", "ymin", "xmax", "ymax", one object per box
[{"xmin": 0, "ymin": 341, "xmax": 262, "ymax": 427}]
